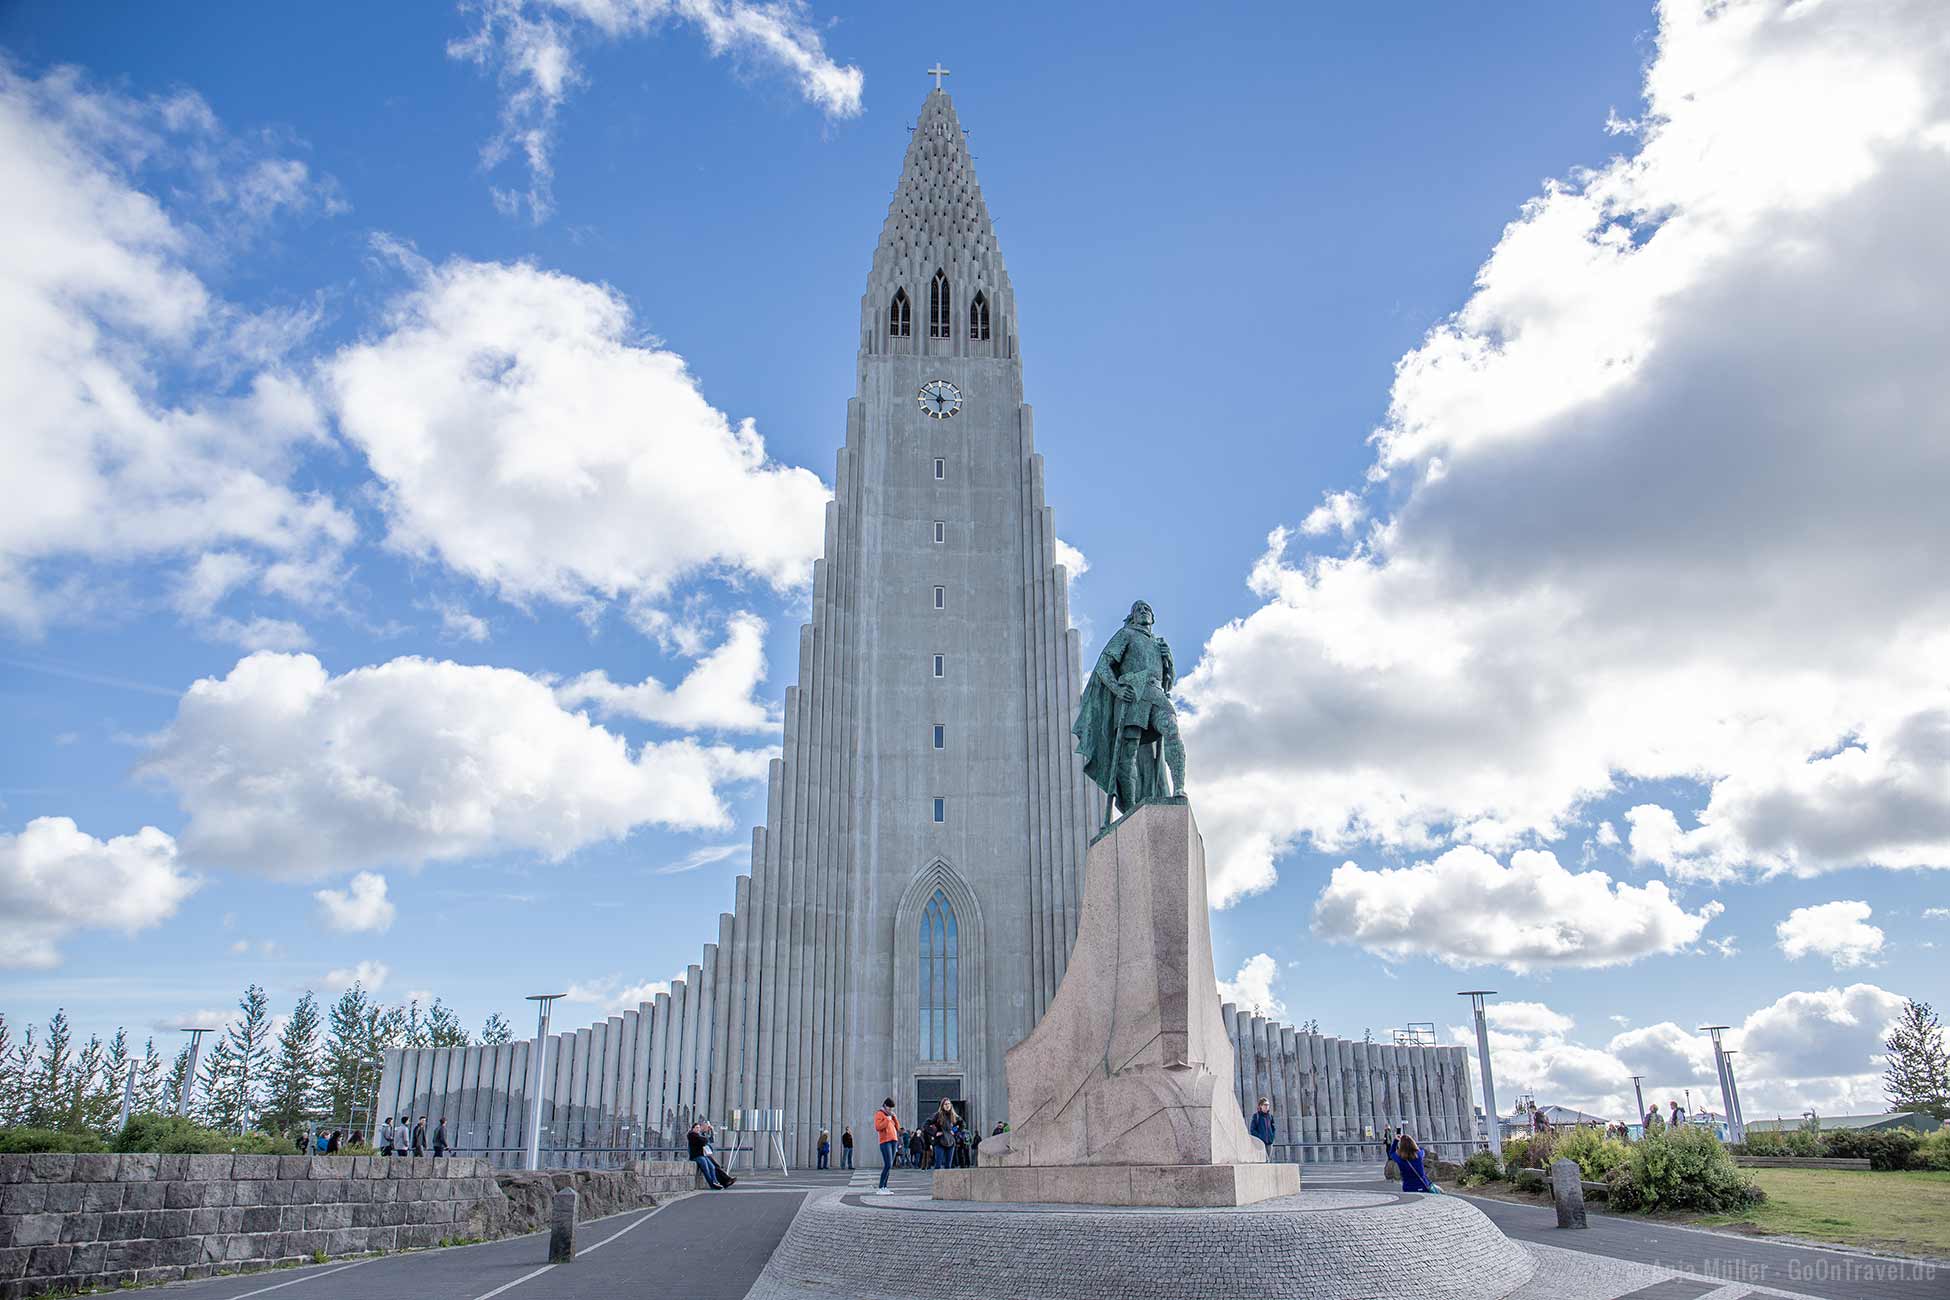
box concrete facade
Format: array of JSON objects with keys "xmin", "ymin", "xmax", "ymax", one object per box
[{"xmin": 378, "ymin": 87, "xmax": 1470, "ymax": 1170}]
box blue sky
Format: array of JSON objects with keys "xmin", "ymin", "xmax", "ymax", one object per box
[{"xmin": 3, "ymin": 0, "xmax": 1945, "ymax": 1124}]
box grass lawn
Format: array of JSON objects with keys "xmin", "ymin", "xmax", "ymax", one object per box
[{"xmin": 1699, "ymin": 1168, "xmax": 1950, "ymax": 1258}]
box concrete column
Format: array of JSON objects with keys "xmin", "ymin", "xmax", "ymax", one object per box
[
  {"xmin": 1351, "ymin": 1040, "xmax": 1374, "ymax": 1145},
  {"xmin": 738, "ymin": 825, "xmax": 767, "ymax": 1133},
  {"xmin": 570, "ymin": 1027, "xmax": 593, "ymax": 1168},
  {"xmin": 1319, "ymin": 1037, "xmax": 1342, "ymax": 1159},
  {"xmin": 779, "ymin": 659, "xmax": 810, "ymax": 1164},
  {"xmin": 1221, "ymin": 1003, "xmax": 1241, "ymax": 1117},
  {"xmin": 1339, "ymin": 1039, "xmax": 1359, "ymax": 1159},
  {"xmin": 645, "ymin": 994, "xmax": 670, "ymax": 1150},
  {"xmin": 693, "ymin": 947, "xmax": 718, "ymax": 1130},
  {"xmin": 719, "ymin": 873, "xmax": 752, "ymax": 1124},
  {"xmin": 457, "ymin": 1046, "xmax": 482, "ymax": 1154},
  {"xmin": 1234, "ymin": 1008, "xmax": 1256, "ymax": 1120},
  {"xmin": 1264, "ymin": 1019, "xmax": 1285, "ymax": 1156},
  {"xmin": 709, "ymin": 913, "xmax": 734, "ymax": 1127},
  {"xmin": 617, "ymin": 1010, "xmax": 641, "ymax": 1157},
  {"xmin": 1463, "ymin": 994, "xmax": 1502, "ymax": 1160},
  {"xmin": 1019, "ymin": 471, "xmax": 1052, "ymax": 1016},
  {"xmin": 1301, "ymin": 1033, "xmax": 1322, "ymax": 1158},
  {"xmin": 676, "ymin": 964, "xmax": 703, "ymax": 1137},
  {"xmin": 753, "ymin": 754, "xmax": 786, "ymax": 1167}
]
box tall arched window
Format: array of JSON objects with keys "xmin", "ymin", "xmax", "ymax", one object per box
[
  {"xmin": 889, "ymin": 288, "xmax": 911, "ymax": 337},
  {"xmin": 918, "ymin": 889, "xmax": 958, "ymax": 1060},
  {"xmin": 928, "ymin": 270, "xmax": 951, "ymax": 339},
  {"xmin": 969, "ymin": 291, "xmax": 990, "ymax": 341}
]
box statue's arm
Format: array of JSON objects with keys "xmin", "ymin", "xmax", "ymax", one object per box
[
  {"xmin": 1159, "ymin": 639, "xmax": 1175, "ymax": 693},
  {"xmin": 1093, "ymin": 629, "xmax": 1128, "ymax": 690}
]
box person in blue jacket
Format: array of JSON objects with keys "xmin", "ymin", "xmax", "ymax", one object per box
[
  {"xmin": 1248, "ymin": 1097, "xmax": 1277, "ymax": 1151},
  {"xmin": 1386, "ymin": 1129, "xmax": 1437, "ymax": 1193}
]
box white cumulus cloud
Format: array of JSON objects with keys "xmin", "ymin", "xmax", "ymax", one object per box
[
  {"xmin": 140, "ymin": 650, "xmax": 773, "ymax": 880},
  {"xmin": 0, "ymin": 817, "xmax": 200, "ymax": 968},
  {"xmin": 1215, "ymin": 952, "xmax": 1285, "ymax": 1019},
  {"xmin": 314, "ymin": 871, "xmax": 398, "ymax": 934},
  {"xmin": 448, "ymin": 0, "xmax": 863, "ymax": 221},
  {"xmin": 1313, "ymin": 845, "xmax": 1721, "ymax": 971},
  {"xmin": 326, "ymin": 960, "xmax": 390, "ymax": 993},
  {"xmin": 1176, "ymin": 0, "xmax": 1950, "ymax": 907},
  {"xmin": 1775, "ymin": 900, "xmax": 1885, "ymax": 969},
  {"xmin": 325, "ymin": 250, "xmax": 830, "ymax": 620},
  {"xmin": 0, "ymin": 64, "xmax": 353, "ymax": 638},
  {"xmin": 556, "ymin": 610, "xmax": 773, "ymax": 731}
]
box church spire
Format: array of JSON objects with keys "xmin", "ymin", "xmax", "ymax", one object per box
[{"xmin": 862, "ymin": 84, "xmax": 1015, "ymax": 360}]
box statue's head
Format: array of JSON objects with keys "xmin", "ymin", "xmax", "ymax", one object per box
[{"xmin": 1125, "ymin": 600, "xmax": 1155, "ymax": 629}]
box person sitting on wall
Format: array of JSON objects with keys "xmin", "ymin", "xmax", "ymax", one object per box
[{"xmin": 688, "ymin": 1122, "xmax": 734, "ymax": 1189}]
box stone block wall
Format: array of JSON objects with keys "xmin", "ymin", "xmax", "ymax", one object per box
[{"xmin": 0, "ymin": 1152, "xmax": 607, "ymax": 1299}]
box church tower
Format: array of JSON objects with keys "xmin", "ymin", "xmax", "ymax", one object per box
[{"xmin": 712, "ymin": 83, "xmax": 1095, "ymax": 1158}]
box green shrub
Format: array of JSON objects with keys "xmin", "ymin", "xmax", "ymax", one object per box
[
  {"xmin": 1556, "ymin": 1125, "xmax": 1632, "ymax": 1180},
  {"xmin": 1914, "ymin": 1129, "xmax": 1950, "ymax": 1171},
  {"xmin": 112, "ymin": 1113, "xmax": 289, "ymax": 1155},
  {"xmin": 1608, "ymin": 1126, "xmax": 1763, "ymax": 1213},
  {"xmin": 1459, "ymin": 1150, "xmax": 1503, "ymax": 1185},
  {"xmin": 1736, "ymin": 1131, "xmax": 1784, "ymax": 1156},
  {"xmin": 1822, "ymin": 1128, "xmax": 1921, "ymax": 1171},
  {"xmin": 0, "ymin": 1127, "xmax": 108, "ymax": 1154},
  {"xmin": 1502, "ymin": 1130, "xmax": 1555, "ymax": 1172}
]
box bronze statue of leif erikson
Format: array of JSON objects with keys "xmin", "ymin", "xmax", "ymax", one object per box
[{"xmin": 1073, "ymin": 599, "xmax": 1187, "ymax": 829}]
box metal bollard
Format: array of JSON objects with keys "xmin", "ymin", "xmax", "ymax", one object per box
[{"xmin": 549, "ymin": 1187, "xmax": 577, "ymax": 1262}]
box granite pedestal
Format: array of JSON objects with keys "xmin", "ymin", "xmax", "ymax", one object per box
[{"xmin": 940, "ymin": 801, "xmax": 1298, "ymax": 1207}]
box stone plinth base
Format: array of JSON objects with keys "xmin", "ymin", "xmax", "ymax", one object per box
[
  {"xmin": 746, "ymin": 1187, "xmax": 1537, "ymax": 1300},
  {"xmin": 933, "ymin": 1160, "xmax": 1299, "ymax": 1207}
]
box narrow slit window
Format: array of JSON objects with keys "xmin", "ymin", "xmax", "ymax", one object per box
[
  {"xmin": 928, "ymin": 270, "xmax": 951, "ymax": 339},
  {"xmin": 933, "ymin": 458, "xmax": 945, "ymax": 481},
  {"xmin": 933, "ymin": 520, "xmax": 945, "ymax": 544},
  {"xmin": 933, "ymin": 585, "xmax": 945, "ymax": 610},
  {"xmin": 889, "ymin": 288, "xmax": 911, "ymax": 338},
  {"xmin": 932, "ymin": 723, "xmax": 945, "ymax": 750},
  {"xmin": 969, "ymin": 290, "xmax": 991, "ymax": 341},
  {"xmin": 932, "ymin": 654, "xmax": 944, "ymax": 678},
  {"xmin": 932, "ymin": 797, "xmax": 946, "ymax": 824}
]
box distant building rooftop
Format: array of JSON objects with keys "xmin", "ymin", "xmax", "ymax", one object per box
[{"xmin": 1747, "ymin": 1111, "xmax": 1941, "ymax": 1134}]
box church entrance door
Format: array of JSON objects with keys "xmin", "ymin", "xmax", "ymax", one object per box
[{"xmin": 915, "ymin": 1075, "xmax": 971, "ymax": 1136}]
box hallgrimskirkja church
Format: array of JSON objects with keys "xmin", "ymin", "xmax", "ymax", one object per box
[{"xmin": 378, "ymin": 85, "xmax": 1475, "ymax": 1167}]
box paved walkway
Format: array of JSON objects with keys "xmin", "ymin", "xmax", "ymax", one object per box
[{"xmin": 147, "ymin": 1185, "xmax": 807, "ymax": 1300}]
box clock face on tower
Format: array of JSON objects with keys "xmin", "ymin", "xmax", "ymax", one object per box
[{"xmin": 918, "ymin": 379, "xmax": 963, "ymax": 420}]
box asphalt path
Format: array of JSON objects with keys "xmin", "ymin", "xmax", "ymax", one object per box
[{"xmin": 149, "ymin": 1185, "xmax": 807, "ymax": 1300}]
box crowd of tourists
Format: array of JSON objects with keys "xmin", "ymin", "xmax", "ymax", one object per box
[{"xmin": 300, "ymin": 1114, "xmax": 453, "ymax": 1157}]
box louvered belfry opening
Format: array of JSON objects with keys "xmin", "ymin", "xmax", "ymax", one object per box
[
  {"xmin": 890, "ymin": 287, "xmax": 911, "ymax": 337},
  {"xmin": 969, "ymin": 290, "xmax": 990, "ymax": 341},
  {"xmin": 929, "ymin": 269, "xmax": 951, "ymax": 339}
]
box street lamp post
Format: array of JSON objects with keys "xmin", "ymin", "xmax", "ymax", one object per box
[
  {"xmin": 1699, "ymin": 1026, "xmax": 1738, "ymax": 1141},
  {"xmin": 524, "ymin": 994, "xmax": 566, "ymax": 1172},
  {"xmin": 1629, "ymin": 1075, "xmax": 1646, "ymax": 1129},
  {"xmin": 176, "ymin": 1028, "xmax": 214, "ymax": 1117},
  {"xmin": 1458, "ymin": 992, "xmax": 1501, "ymax": 1159},
  {"xmin": 1722, "ymin": 1050, "xmax": 1747, "ymax": 1142}
]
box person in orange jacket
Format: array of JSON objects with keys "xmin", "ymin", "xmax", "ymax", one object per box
[{"xmin": 873, "ymin": 1098, "xmax": 901, "ymax": 1194}]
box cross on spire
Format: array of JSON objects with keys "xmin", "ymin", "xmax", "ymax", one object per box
[{"xmin": 927, "ymin": 63, "xmax": 951, "ymax": 90}]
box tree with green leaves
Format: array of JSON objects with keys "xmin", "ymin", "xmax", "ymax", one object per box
[
  {"xmin": 26, "ymin": 1009, "xmax": 73, "ymax": 1129},
  {"xmin": 204, "ymin": 985, "xmax": 274, "ymax": 1133},
  {"xmin": 196, "ymin": 1032, "xmax": 239, "ymax": 1129},
  {"xmin": 261, "ymin": 991, "xmax": 323, "ymax": 1137},
  {"xmin": 62, "ymin": 1033, "xmax": 109, "ymax": 1133},
  {"xmin": 0, "ymin": 1013, "xmax": 21, "ymax": 1125},
  {"xmin": 426, "ymin": 999, "xmax": 469, "ymax": 1048},
  {"xmin": 324, "ymin": 983, "xmax": 376, "ymax": 1128},
  {"xmin": 165, "ymin": 1044, "xmax": 192, "ymax": 1115},
  {"xmin": 96, "ymin": 1029, "xmax": 133, "ymax": 1134},
  {"xmin": 1884, "ymin": 999, "xmax": 1950, "ymax": 1122},
  {"xmin": 135, "ymin": 1038, "xmax": 164, "ymax": 1114},
  {"xmin": 480, "ymin": 1012, "xmax": 514, "ymax": 1045}
]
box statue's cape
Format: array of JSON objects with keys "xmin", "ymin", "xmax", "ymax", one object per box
[
  {"xmin": 1073, "ymin": 663, "xmax": 1166, "ymax": 804},
  {"xmin": 1072, "ymin": 671, "xmax": 1121, "ymax": 795}
]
